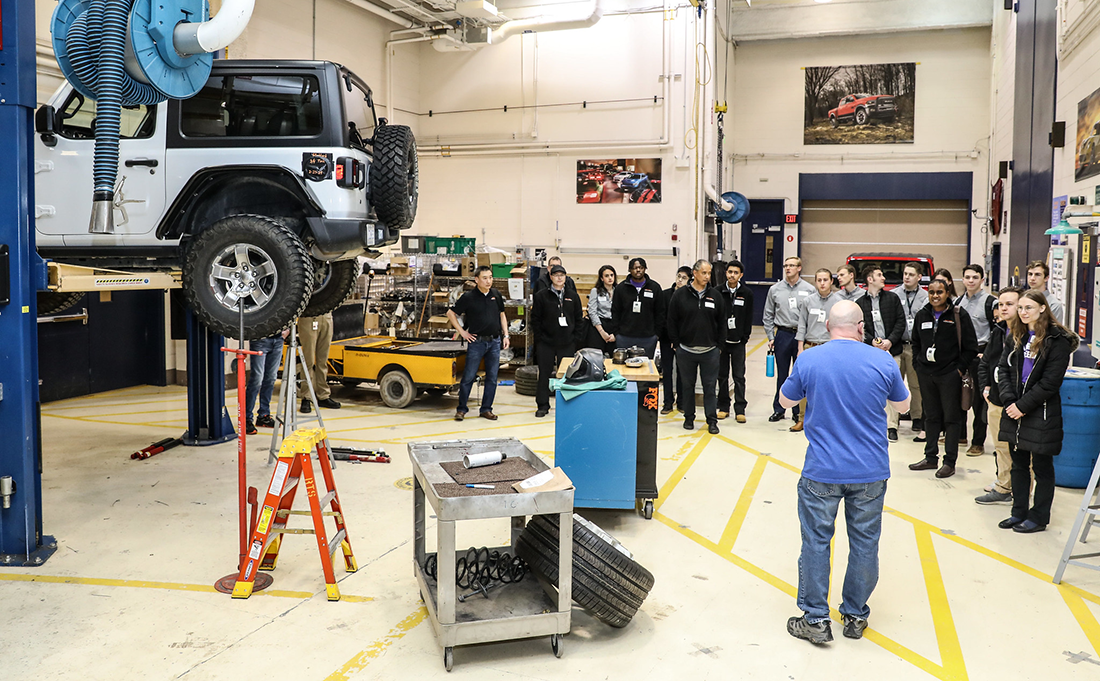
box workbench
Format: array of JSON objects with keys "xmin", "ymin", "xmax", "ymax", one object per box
[
  {"xmin": 408, "ymin": 438, "xmax": 574, "ymax": 671},
  {"xmin": 555, "ymin": 358, "xmax": 660, "ymax": 519}
]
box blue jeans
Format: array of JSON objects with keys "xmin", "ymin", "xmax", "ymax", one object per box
[
  {"xmin": 796, "ymin": 477, "xmax": 887, "ymax": 624},
  {"xmin": 457, "ymin": 337, "xmax": 501, "ymax": 414},
  {"xmin": 245, "ymin": 336, "xmax": 284, "ymax": 421}
]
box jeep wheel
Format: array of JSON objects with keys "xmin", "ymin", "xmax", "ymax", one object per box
[
  {"xmin": 182, "ymin": 214, "xmax": 314, "ymax": 340},
  {"xmin": 829, "ymin": 116, "xmax": 838, "ymax": 128},
  {"xmin": 855, "ymin": 108, "xmax": 869, "ymax": 125},
  {"xmin": 372, "ymin": 125, "xmax": 418, "ymax": 230},
  {"xmin": 37, "ymin": 291, "xmax": 85, "ymax": 317},
  {"xmin": 302, "ymin": 260, "xmax": 359, "ymax": 318}
]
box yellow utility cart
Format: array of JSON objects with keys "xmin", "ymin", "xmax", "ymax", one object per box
[{"xmin": 326, "ymin": 337, "xmax": 470, "ymax": 408}]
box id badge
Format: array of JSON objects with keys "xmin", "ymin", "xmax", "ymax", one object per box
[
  {"xmin": 907, "ymin": 318, "xmax": 914, "ymax": 331},
  {"xmin": 558, "ymin": 316, "xmax": 568, "ymax": 327},
  {"xmin": 926, "ymin": 346, "xmax": 936, "ymax": 362},
  {"xmin": 814, "ymin": 309, "xmax": 826, "ymax": 323},
  {"xmin": 872, "ymin": 310, "xmax": 882, "ymax": 323},
  {"xmin": 728, "ymin": 317, "xmax": 736, "ymax": 329},
  {"xmin": 632, "ymin": 300, "xmax": 642, "ymax": 313},
  {"xmin": 787, "ymin": 297, "xmax": 798, "ymax": 311}
]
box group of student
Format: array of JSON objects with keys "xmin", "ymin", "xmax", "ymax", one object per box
[{"xmin": 765, "ymin": 256, "xmax": 1078, "ymax": 534}]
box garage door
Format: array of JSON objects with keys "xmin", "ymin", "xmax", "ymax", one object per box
[{"xmin": 800, "ymin": 199, "xmax": 970, "ymax": 279}]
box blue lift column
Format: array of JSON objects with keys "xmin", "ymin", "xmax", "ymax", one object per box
[{"xmin": 0, "ymin": 0, "xmax": 57, "ymax": 566}]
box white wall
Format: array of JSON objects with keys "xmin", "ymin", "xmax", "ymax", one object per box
[
  {"xmin": 412, "ymin": 6, "xmax": 695, "ymax": 286},
  {"xmin": 1054, "ymin": 3, "xmax": 1100, "ymax": 207},
  {"xmin": 988, "ymin": 5, "xmax": 1016, "ymax": 287},
  {"xmin": 728, "ymin": 27, "xmax": 993, "ymax": 267}
]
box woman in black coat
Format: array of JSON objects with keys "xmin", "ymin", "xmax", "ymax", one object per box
[
  {"xmin": 908, "ymin": 279, "xmax": 979, "ymax": 479},
  {"xmin": 996, "ymin": 289, "xmax": 1078, "ymax": 533}
]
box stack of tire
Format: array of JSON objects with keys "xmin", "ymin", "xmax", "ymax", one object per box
[
  {"xmin": 514, "ymin": 365, "xmax": 538, "ymax": 396},
  {"xmin": 516, "ymin": 513, "xmax": 654, "ymax": 628}
]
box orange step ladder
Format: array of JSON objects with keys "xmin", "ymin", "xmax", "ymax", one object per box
[{"xmin": 232, "ymin": 427, "xmax": 357, "ymax": 600}]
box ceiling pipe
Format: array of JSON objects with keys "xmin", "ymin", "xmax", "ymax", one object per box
[
  {"xmin": 491, "ymin": 0, "xmax": 604, "ymax": 43},
  {"xmin": 345, "ymin": 0, "xmax": 416, "ymax": 28}
]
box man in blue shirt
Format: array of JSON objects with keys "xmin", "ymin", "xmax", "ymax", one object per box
[{"xmin": 779, "ymin": 300, "xmax": 910, "ymax": 644}]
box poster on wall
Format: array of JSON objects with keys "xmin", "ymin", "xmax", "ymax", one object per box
[
  {"xmin": 1075, "ymin": 85, "xmax": 1100, "ymax": 182},
  {"xmin": 803, "ymin": 62, "xmax": 916, "ymax": 145},
  {"xmin": 576, "ymin": 159, "xmax": 661, "ymax": 204}
]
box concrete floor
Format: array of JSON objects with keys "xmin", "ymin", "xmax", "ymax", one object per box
[{"xmin": 6, "ymin": 335, "xmax": 1100, "ymax": 680}]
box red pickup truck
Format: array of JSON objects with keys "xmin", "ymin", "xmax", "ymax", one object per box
[
  {"xmin": 828, "ymin": 93, "xmax": 898, "ymax": 127},
  {"xmin": 846, "ymin": 253, "xmax": 934, "ymax": 291}
]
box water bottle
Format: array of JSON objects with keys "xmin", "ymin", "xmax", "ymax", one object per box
[{"xmin": 766, "ymin": 349, "xmax": 775, "ymax": 378}]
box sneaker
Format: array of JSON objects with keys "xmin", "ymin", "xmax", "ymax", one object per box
[
  {"xmin": 317, "ymin": 397, "xmax": 342, "ymax": 409},
  {"xmin": 660, "ymin": 406, "xmax": 674, "ymax": 415},
  {"xmin": 736, "ymin": 414, "xmax": 747, "ymax": 423},
  {"xmin": 256, "ymin": 414, "xmax": 276, "ymax": 428},
  {"xmin": 842, "ymin": 615, "xmax": 868, "ymax": 640},
  {"xmin": 887, "ymin": 428, "xmax": 898, "ymax": 442},
  {"xmin": 245, "ymin": 421, "xmax": 258, "ymax": 435},
  {"xmin": 966, "ymin": 444, "xmax": 984, "ymax": 456},
  {"xmin": 787, "ymin": 615, "xmax": 833, "ymax": 644},
  {"xmin": 975, "ymin": 490, "xmax": 1012, "ymax": 505},
  {"xmin": 454, "ymin": 411, "xmax": 465, "ymax": 422},
  {"xmin": 717, "ymin": 411, "xmax": 729, "ymax": 420}
]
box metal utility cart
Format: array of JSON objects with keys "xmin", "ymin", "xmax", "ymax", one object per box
[{"xmin": 408, "ymin": 438, "xmax": 574, "ymax": 672}]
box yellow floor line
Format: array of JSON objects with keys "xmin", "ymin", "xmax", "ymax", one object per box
[
  {"xmin": 0, "ymin": 572, "xmax": 376, "ymax": 601},
  {"xmin": 1059, "ymin": 586, "xmax": 1100, "ymax": 657},
  {"xmin": 325, "ymin": 606, "xmax": 428, "ymax": 680},
  {"xmin": 41, "ymin": 413, "xmax": 184, "ymax": 430},
  {"xmin": 913, "ymin": 527, "xmax": 968, "ymax": 680},
  {"xmin": 716, "ymin": 454, "xmax": 768, "ymax": 553},
  {"xmin": 45, "ymin": 395, "xmax": 189, "ymax": 412},
  {"xmin": 652, "ymin": 433, "xmax": 707, "ymax": 513},
  {"xmin": 745, "ymin": 337, "xmax": 769, "ymax": 357}
]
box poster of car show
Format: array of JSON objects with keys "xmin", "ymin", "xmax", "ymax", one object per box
[
  {"xmin": 803, "ymin": 62, "xmax": 916, "ymax": 145},
  {"xmin": 576, "ymin": 159, "xmax": 662, "ymax": 204},
  {"xmin": 1075, "ymin": 85, "xmax": 1100, "ymax": 182}
]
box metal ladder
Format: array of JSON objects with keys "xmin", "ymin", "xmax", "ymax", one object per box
[
  {"xmin": 268, "ymin": 325, "xmax": 331, "ymax": 465},
  {"xmin": 1054, "ymin": 454, "xmax": 1100, "ymax": 583}
]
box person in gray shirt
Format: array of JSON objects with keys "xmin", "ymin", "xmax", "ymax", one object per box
[
  {"xmin": 897, "ymin": 262, "xmax": 930, "ymax": 440},
  {"xmin": 763, "ymin": 256, "xmax": 816, "ymax": 423},
  {"xmin": 836, "ymin": 264, "xmax": 866, "ymax": 303},
  {"xmin": 790, "ymin": 268, "xmax": 841, "ymax": 432},
  {"xmin": 1026, "ymin": 260, "xmax": 1064, "ymax": 323},
  {"xmin": 957, "ymin": 264, "xmax": 997, "ymax": 456}
]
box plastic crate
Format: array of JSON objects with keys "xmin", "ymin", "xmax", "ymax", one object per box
[
  {"xmin": 491, "ymin": 262, "xmax": 513, "ymax": 278},
  {"xmin": 424, "ymin": 236, "xmax": 476, "ymax": 255}
]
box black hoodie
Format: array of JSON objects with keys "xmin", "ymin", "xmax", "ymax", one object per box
[{"xmin": 610, "ymin": 276, "xmax": 664, "ymax": 338}]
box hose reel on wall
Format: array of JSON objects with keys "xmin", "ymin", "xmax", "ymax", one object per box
[{"xmin": 50, "ymin": 0, "xmax": 252, "ymax": 234}]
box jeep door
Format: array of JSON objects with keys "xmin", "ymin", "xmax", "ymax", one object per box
[{"xmin": 35, "ymin": 88, "xmax": 167, "ymax": 245}]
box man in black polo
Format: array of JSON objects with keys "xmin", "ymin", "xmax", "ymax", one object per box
[
  {"xmin": 446, "ymin": 266, "xmax": 510, "ymax": 422},
  {"xmin": 668, "ymin": 259, "xmax": 726, "ymax": 434},
  {"xmin": 610, "ymin": 257, "xmax": 664, "ymax": 358},
  {"xmin": 531, "ymin": 264, "xmax": 584, "ymax": 417},
  {"xmin": 717, "ymin": 259, "xmax": 753, "ymax": 423}
]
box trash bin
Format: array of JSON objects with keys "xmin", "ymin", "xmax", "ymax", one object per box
[{"xmin": 1055, "ymin": 367, "xmax": 1100, "ymax": 488}]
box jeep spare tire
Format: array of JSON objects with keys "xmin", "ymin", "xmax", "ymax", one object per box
[
  {"xmin": 371, "ymin": 125, "xmax": 418, "ymax": 230},
  {"xmin": 183, "ymin": 214, "xmax": 314, "ymax": 340},
  {"xmin": 302, "ymin": 259, "xmax": 359, "ymax": 318}
]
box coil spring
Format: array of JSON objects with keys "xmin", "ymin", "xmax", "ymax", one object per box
[{"xmin": 423, "ymin": 547, "xmax": 527, "ymax": 589}]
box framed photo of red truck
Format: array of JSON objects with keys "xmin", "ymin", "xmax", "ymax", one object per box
[
  {"xmin": 576, "ymin": 159, "xmax": 662, "ymax": 204},
  {"xmin": 804, "ymin": 62, "xmax": 916, "ymax": 145}
]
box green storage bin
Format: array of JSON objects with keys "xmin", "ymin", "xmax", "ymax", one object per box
[
  {"xmin": 492, "ymin": 263, "xmax": 514, "ymax": 278},
  {"xmin": 424, "ymin": 236, "xmax": 475, "ymax": 255}
]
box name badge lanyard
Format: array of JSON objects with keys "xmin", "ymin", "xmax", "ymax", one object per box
[
  {"xmin": 927, "ymin": 307, "xmax": 950, "ymax": 360},
  {"xmin": 632, "ymin": 286, "xmax": 645, "ymax": 313},
  {"xmin": 556, "ymin": 291, "xmax": 569, "ymax": 326}
]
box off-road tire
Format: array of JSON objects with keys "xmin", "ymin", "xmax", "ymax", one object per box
[
  {"xmin": 379, "ymin": 368, "xmax": 416, "ymax": 408},
  {"xmin": 829, "ymin": 116, "xmax": 838, "ymax": 128},
  {"xmin": 182, "ymin": 214, "xmax": 313, "ymax": 340},
  {"xmin": 371, "ymin": 125, "xmax": 418, "ymax": 230},
  {"xmin": 855, "ymin": 108, "xmax": 869, "ymax": 125},
  {"xmin": 302, "ymin": 260, "xmax": 359, "ymax": 318},
  {"xmin": 516, "ymin": 513, "xmax": 654, "ymax": 628},
  {"xmin": 37, "ymin": 291, "xmax": 85, "ymax": 317}
]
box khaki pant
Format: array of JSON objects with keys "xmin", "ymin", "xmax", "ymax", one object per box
[
  {"xmin": 988, "ymin": 404, "xmax": 1013, "ymax": 494},
  {"xmin": 886, "ymin": 354, "xmax": 904, "ymax": 429},
  {"xmin": 297, "ymin": 313, "xmax": 333, "ymax": 400},
  {"xmin": 898, "ymin": 343, "xmax": 922, "ymax": 421}
]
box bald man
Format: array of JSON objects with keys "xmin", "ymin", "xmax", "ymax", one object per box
[{"xmin": 779, "ymin": 300, "xmax": 910, "ymax": 645}]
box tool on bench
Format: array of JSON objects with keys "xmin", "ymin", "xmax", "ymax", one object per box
[
  {"xmin": 131, "ymin": 437, "xmax": 183, "ymax": 460},
  {"xmin": 330, "ymin": 446, "xmax": 390, "ymax": 463}
]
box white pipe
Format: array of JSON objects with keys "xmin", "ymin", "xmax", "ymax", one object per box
[
  {"xmin": 704, "ymin": 180, "xmax": 733, "ymax": 213},
  {"xmin": 492, "ymin": 0, "xmax": 604, "ymax": 43},
  {"xmin": 346, "ymin": 0, "xmax": 415, "ymax": 28},
  {"xmin": 174, "ymin": 0, "xmax": 255, "ymax": 55}
]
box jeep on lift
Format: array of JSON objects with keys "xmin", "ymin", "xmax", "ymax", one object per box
[{"xmin": 33, "ymin": 60, "xmax": 417, "ymax": 340}]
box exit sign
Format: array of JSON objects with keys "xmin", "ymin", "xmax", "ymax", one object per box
[{"xmin": 785, "ymin": 214, "xmax": 799, "ymax": 224}]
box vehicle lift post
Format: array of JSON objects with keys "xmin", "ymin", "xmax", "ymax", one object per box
[{"xmin": 0, "ymin": 0, "xmax": 58, "ymax": 566}]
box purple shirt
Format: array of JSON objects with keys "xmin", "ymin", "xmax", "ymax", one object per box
[
  {"xmin": 631, "ymin": 278, "xmax": 646, "ymax": 291},
  {"xmin": 1022, "ymin": 332, "xmax": 1036, "ymax": 385}
]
